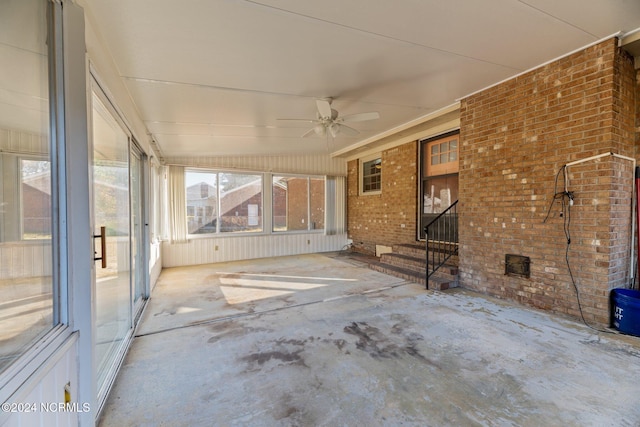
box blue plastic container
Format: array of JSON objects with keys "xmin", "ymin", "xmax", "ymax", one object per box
[{"xmin": 611, "ymin": 288, "xmax": 640, "ymax": 337}]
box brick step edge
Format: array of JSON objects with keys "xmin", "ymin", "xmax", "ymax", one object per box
[
  {"xmin": 393, "ymin": 244, "xmax": 459, "ymax": 265},
  {"xmin": 393, "ymin": 244, "xmax": 428, "ymax": 258},
  {"xmin": 380, "ymin": 253, "xmax": 458, "ymax": 276},
  {"xmin": 369, "ymin": 262, "xmax": 457, "ymax": 291},
  {"xmin": 369, "ymin": 262, "xmax": 425, "ymax": 286}
]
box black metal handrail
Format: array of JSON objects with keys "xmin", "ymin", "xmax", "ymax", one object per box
[{"xmin": 424, "ymin": 200, "xmax": 458, "ymax": 289}]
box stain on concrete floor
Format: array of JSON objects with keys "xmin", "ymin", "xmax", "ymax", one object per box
[{"xmin": 99, "ymin": 253, "xmax": 640, "ymax": 427}]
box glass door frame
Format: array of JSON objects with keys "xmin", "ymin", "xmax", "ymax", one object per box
[
  {"xmin": 89, "ymin": 74, "xmax": 149, "ymax": 412},
  {"xmin": 130, "ymin": 141, "xmax": 149, "ymax": 323}
]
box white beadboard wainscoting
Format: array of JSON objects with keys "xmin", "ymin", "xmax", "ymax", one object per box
[
  {"xmin": 162, "ymin": 232, "xmax": 348, "ymax": 268},
  {"xmin": 0, "ymin": 241, "xmax": 52, "ymax": 280},
  {"xmin": 0, "ymin": 128, "xmax": 48, "ymax": 155},
  {"xmin": 0, "ymin": 333, "xmax": 79, "ymax": 427},
  {"xmin": 167, "ymin": 154, "xmax": 347, "ymax": 177},
  {"xmin": 149, "ymin": 241, "xmax": 162, "ymax": 290}
]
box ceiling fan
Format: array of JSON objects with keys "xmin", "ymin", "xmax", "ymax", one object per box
[{"xmin": 279, "ymin": 98, "xmax": 380, "ymax": 138}]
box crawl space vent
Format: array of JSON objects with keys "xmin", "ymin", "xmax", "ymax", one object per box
[{"xmin": 505, "ymin": 254, "xmax": 530, "ymax": 278}]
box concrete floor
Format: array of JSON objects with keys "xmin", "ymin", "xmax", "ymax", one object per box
[{"xmin": 99, "ymin": 252, "xmax": 640, "ymax": 427}]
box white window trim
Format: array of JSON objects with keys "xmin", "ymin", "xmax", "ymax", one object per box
[
  {"xmin": 359, "ymin": 152, "xmax": 382, "ymax": 196},
  {"xmin": 0, "ymin": 326, "xmax": 74, "ymax": 405}
]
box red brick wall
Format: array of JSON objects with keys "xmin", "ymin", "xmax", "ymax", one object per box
[
  {"xmin": 273, "ymin": 185, "xmax": 286, "ymax": 226},
  {"xmin": 286, "ymin": 178, "xmax": 309, "ymax": 231},
  {"xmin": 347, "ymin": 142, "xmax": 418, "ymax": 254},
  {"xmin": 459, "ymin": 38, "xmax": 637, "ymax": 326},
  {"xmin": 273, "ymin": 177, "xmax": 326, "ymax": 231},
  {"xmin": 309, "ymin": 178, "xmax": 325, "ymax": 230},
  {"xmin": 22, "ymin": 184, "xmax": 51, "ymax": 235}
]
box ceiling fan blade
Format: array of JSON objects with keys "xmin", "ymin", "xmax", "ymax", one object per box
[
  {"xmin": 337, "ymin": 124, "xmax": 359, "ymax": 136},
  {"xmin": 329, "ymin": 123, "xmax": 339, "ymax": 138},
  {"xmin": 277, "ymin": 118, "xmax": 318, "ymax": 123},
  {"xmin": 301, "ymin": 127, "xmax": 317, "ymax": 137},
  {"xmin": 340, "ymin": 111, "xmax": 380, "ymax": 123},
  {"xmin": 316, "ymin": 99, "xmax": 333, "ymax": 120}
]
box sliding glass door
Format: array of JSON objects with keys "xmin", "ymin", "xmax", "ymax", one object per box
[
  {"xmin": 92, "ymin": 90, "xmax": 132, "ymax": 401},
  {"xmin": 91, "ymin": 85, "xmax": 147, "ymax": 406}
]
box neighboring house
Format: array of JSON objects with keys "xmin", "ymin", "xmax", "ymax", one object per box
[
  {"xmin": 2, "ymin": 168, "xmax": 126, "ymax": 240},
  {"xmin": 187, "ymin": 182, "xmax": 217, "ymax": 234},
  {"xmin": 347, "ymin": 38, "xmax": 639, "ymax": 327}
]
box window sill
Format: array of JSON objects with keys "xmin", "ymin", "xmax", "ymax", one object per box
[{"xmin": 0, "ymin": 325, "xmax": 75, "ymax": 404}]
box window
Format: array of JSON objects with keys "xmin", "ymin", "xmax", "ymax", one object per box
[
  {"xmin": 360, "ymin": 155, "xmax": 382, "ymax": 195},
  {"xmin": 425, "ymin": 134, "xmax": 459, "ymax": 176},
  {"xmin": 0, "ymin": 157, "xmax": 53, "ymax": 243},
  {"xmin": 18, "ymin": 158, "xmax": 51, "ymax": 240},
  {"xmin": 423, "ymin": 174, "xmax": 459, "ymax": 214},
  {"xmin": 272, "ymin": 176, "xmax": 325, "ymax": 232},
  {"xmin": 219, "ymin": 172, "xmax": 262, "ymax": 233},
  {"xmin": 0, "ymin": 0, "xmax": 58, "ymax": 373},
  {"xmin": 186, "ymin": 170, "xmax": 217, "ymax": 234},
  {"xmin": 185, "ymin": 170, "xmax": 262, "ymax": 234}
]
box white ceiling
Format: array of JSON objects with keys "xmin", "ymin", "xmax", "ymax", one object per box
[{"xmin": 80, "ymin": 0, "xmax": 640, "ymax": 158}]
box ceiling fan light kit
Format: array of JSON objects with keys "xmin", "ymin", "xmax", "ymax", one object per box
[{"xmin": 278, "ymin": 98, "xmax": 380, "ymax": 138}]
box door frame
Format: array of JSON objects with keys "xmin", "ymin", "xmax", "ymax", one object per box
[
  {"xmin": 89, "ymin": 71, "xmax": 149, "ymax": 416},
  {"xmin": 417, "ymin": 130, "xmax": 460, "ymax": 241},
  {"xmin": 130, "ymin": 140, "xmax": 150, "ymax": 323}
]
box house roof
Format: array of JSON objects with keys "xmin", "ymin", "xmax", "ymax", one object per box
[{"xmin": 186, "ymin": 179, "xmax": 264, "ymax": 216}]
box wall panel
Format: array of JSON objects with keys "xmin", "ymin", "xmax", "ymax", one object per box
[
  {"xmin": 162, "ymin": 232, "xmax": 347, "ymax": 268},
  {"xmin": 149, "ymin": 241, "xmax": 162, "ymax": 290},
  {"xmin": 0, "ymin": 128, "xmax": 48, "ymax": 155},
  {"xmin": 0, "ymin": 242, "xmax": 52, "ymax": 279},
  {"xmin": 0, "ymin": 335, "xmax": 79, "ymax": 427}
]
